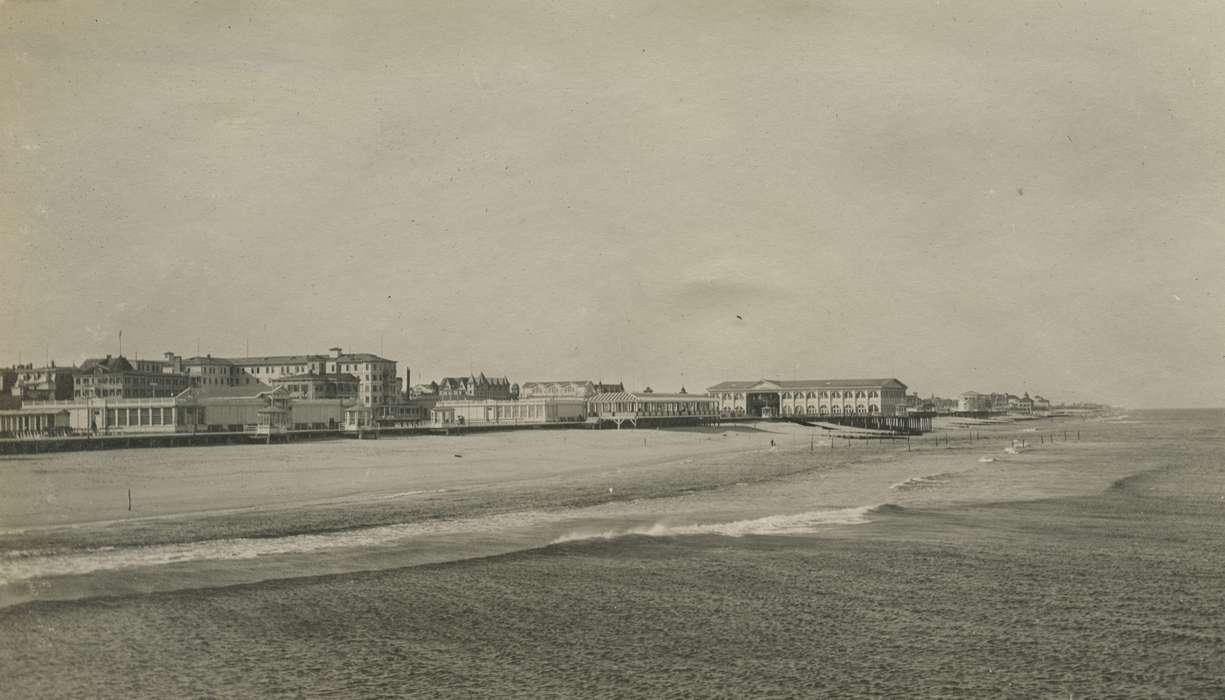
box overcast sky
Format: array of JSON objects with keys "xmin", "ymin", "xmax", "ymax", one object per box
[{"xmin": 3, "ymin": 1, "xmax": 1223, "ymax": 407}]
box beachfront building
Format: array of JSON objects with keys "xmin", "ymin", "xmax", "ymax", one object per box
[
  {"xmin": 430, "ymin": 398, "xmax": 586, "ymax": 427},
  {"xmin": 706, "ymin": 378, "xmax": 909, "ymax": 419},
  {"xmin": 73, "ymin": 355, "xmax": 191, "ymax": 400},
  {"xmin": 1033, "ymin": 395, "xmax": 1052, "ymax": 412},
  {"xmin": 1008, "ymin": 393, "xmax": 1035, "ymax": 415},
  {"xmin": 374, "ymin": 399, "xmax": 434, "ymax": 428},
  {"xmin": 587, "ymin": 391, "xmax": 719, "ymax": 428},
  {"xmin": 433, "ymin": 373, "xmax": 516, "ymax": 401},
  {"xmin": 0, "ymin": 408, "xmax": 71, "ymax": 438},
  {"xmin": 21, "ymin": 394, "xmax": 200, "ymax": 435},
  {"xmin": 18, "ymin": 382, "xmax": 347, "ymax": 436},
  {"xmin": 958, "ymin": 391, "xmax": 990, "ymax": 413}
]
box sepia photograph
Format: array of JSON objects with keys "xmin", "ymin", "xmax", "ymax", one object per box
[{"xmin": 2, "ymin": 1, "xmax": 1223, "ymax": 697}]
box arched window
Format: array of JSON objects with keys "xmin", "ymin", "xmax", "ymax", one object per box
[
  {"xmin": 831, "ymin": 391, "xmax": 840, "ymax": 399},
  {"xmin": 832, "ymin": 406, "xmax": 841, "ymax": 414},
  {"xmin": 807, "ymin": 406, "xmax": 816, "ymax": 415},
  {"xmin": 782, "ymin": 392, "xmax": 792, "ymax": 399}
]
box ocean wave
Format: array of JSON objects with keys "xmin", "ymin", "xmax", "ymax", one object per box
[
  {"xmin": 890, "ymin": 475, "xmax": 947, "ymax": 490},
  {"xmin": 550, "ymin": 504, "xmax": 898, "ymax": 544},
  {"xmin": 0, "ymin": 510, "xmax": 571, "ymax": 587}
]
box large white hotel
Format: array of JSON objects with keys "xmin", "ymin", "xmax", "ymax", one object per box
[{"xmin": 706, "ymin": 378, "xmax": 909, "ymax": 418}]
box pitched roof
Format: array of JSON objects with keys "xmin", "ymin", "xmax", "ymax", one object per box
[
  {"xmin": 183, "ymin": 356, "xmax": 235, "ymax": 366},
  {"xmin": 176, "ymin": 383, "xmax": 274, "ymax": 400},
  {"xmin": 224, "ymin": 352, "xmax": 392, "ymax": 366},
  {"xmin": 270, "ymin": 372, "xmax": 359, "ymax": 382},
  {"xmin": 706, "ymin": 378, "xmax": 908, "ymax": 392},
  {"xmin": 79, "ymin": 356, "xmax": 135, "ymax": 373},
  {"xmin": 591, "ymin": 391, "xmax": 718, "ymax": 403},
  {"xmin": 521, "ymin": 381, "xmax": 594, "ymax": 387}
]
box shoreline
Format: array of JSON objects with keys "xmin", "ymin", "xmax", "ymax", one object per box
[
  {"xmin": 0, "ymin": 415, "xmax": 1092, "ymax": 553},
  {"xmin": 0, "ymin": 417, "xmax": 1108, "ymax": 609}
]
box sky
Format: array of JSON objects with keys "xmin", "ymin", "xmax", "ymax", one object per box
[{"xmin": 3, "ymin": 1, "xmax": 1223, "ymax": 408}]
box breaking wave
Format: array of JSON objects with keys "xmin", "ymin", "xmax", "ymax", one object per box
[
  {"xmin": 550, "ymin": 504, "xmax": 900, "ymax": 544},
  {"xmin": 890, "ymin": 475, "xmax": 946, "ymax": 490},
  {"xmin": 0, "ymin": 510, "xmax": 570, "ymax": 587}
]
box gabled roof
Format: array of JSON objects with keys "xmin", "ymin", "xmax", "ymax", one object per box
[
  {"xmin": 706, "ymin": 378, "xmax": 908, "ymax": 392},
  {"xmin": 176, "ymin": 383, "xmax": 273, "ymax": 400},
  {"xmin": 183, "ymin": 356, "xmax": 235, "ymax": 366},
  {"xmin": 591, "ymin": 391, "xmax": 719, "ymax": 403},
  {"xmin": 520, "ymin": 381, "xmax": 595, "ymax": 390},
  {"xmin": 80, "ymin": 356, "xmax": 135, "ymax": 373}
]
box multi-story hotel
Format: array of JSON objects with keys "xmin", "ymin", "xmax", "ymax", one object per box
[
  {"xmin": 706, "ymin": 378, "xmax": 909, "ymax": 418},
  {"xmin": 220, "ymin": 347, "xmax": 399, "ymax": 406},
  {"xmin": 73, "ymin": 356, "xmax": 191, "ymax": 400},
  {"xmin": 167, "ymin": 355, "xmax": 262, "ymax": 388}
]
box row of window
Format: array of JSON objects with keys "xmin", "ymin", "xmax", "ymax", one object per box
[
  {"xmin": 719, "ymin": 390, "xmax": 881, "ymax": 400},
  {"xmin": 723, "ymin": 406, "xmax": 880, "ymax": 416},
  {"xmin": 106, "ymin": 407, "xmax": 177, "ymax": 426}
]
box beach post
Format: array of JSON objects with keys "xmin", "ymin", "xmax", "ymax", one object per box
[{"xmin": 127, "ymin": 488, "xmax": 131, "ymax": 512}]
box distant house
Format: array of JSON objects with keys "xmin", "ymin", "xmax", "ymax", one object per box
[
  {"xmin": 958, "ymin": 391, "xmax": 990, "ymax": 412},
  {"xmin": 434, "ymin": 373, "xmax": 516, "ymax": 401},
  {"xmin": 4, "ymin": 363, "xmax": 75, "ymax": 402},
  {"xmin": 519, "ymin": 380, "xmax": 624, "ymax": 400}
]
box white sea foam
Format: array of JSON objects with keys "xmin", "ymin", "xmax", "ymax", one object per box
[
  {"xmin": 890, "ymin": 475, "xmax": 946, "ymax": 490},
  {"xmin": 550, "ymin": 505, "xmax": 888, "ymax": 544},
  {"xmin": 0, "ymin": 510, "xmax": 571, "ymax": 586}
]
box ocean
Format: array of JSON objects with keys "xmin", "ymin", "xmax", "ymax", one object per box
[{"xmin": 1, "ymin": 410, "xmax": 1222, "ymax": 697}]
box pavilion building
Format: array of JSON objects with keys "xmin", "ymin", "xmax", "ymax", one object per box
[{"xmin": 706, "ymin": 378, "xmax": 909, "ymax": 418}]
